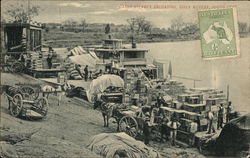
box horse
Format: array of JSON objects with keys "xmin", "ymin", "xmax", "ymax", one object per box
[{"xmin": 94, "ymin": 100, "xmax": 118, "ymax": 127}]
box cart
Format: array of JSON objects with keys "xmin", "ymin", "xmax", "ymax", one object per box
[
  {"xmin": 2, "ymin": 85, "xmax": 48, "ymax": 120},
  {"xmin": 2, "ymin": 53, "xmax": 25, "ymax": 73},
  {"xmin": 99, "ymin": 92, "xmax": 161, "ymax": 138},
  {"xmin": 115, "ymin": 108, "xmax": 142, "ymax": 138},
  {"xmin": 1, "ymin": 23, "xmax": 43, "ymax": 73},
  {"xmin": 15, "ymin": 83, "xmax": 41, "ymax": 100}
]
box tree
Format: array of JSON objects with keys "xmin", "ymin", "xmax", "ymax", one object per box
[
  {"xmin": 62, "ymin": 18, "xmax": 79, "ymax": 32},
  {"xmin": 170, "ymin": 15, "xmax": 185, "ymax": 31},
  {"xmin": 62, "ymin": 18, "xmax": 77, "ymax": 27},
  {"xmin": 4, "ymin": 3, "xmax": 41, "ymax": 23},
  {"xmin": 79, "ymin": 19, "xmax": 88, "ymax": 32},
  {"xmin": 127, "ymin": 16, "xmax": 152, "ymax": 34}
]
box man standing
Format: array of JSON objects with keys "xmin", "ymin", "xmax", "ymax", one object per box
[
  {"xmin": 189, "ymin": 121, "xmax": 198, "ymax": 146},
  {"xmin": 156, "ymin": 93, "xmax": 163, "ymax": 107},
  {"xmin": 207, "ymin": 110, "xmax": 216, "ymax": 134},
  {"xmin": 98, "ymin": 69, "xmax": 103, "ymax": 77},
  {"xmin": 75, "ymin": 64, "xmax": 84, "ymax": 78},
  {"xmin": 168, "ymin": 112, "xmax": 181, "ymax": 146},
  {"xmin": 47, "ymin": 52, "xmax": 53, "ymax": 69},
  {"xmin": 226, "ymin": 101, "xmax": 232, "ymax": 123},
  {"xmin": 143, "ymin": 112, "xmax": 151, "ymax": 145},
  {"xmin": 217, "ymin": 104, "xmax": 224, "ymax": 129},
  {"xmin": 84, "ymin": 65, "xmax": 89, "ymax": 81},
  {"xmin": 160, "ymin": 113, "xmax": 170, "ymax": 143}
]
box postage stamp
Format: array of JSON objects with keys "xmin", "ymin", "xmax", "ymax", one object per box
[{"xmin": 198, "ymin": 8, "xmax": 240, "ymax": 59}]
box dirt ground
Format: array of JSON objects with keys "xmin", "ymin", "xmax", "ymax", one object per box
[{"xmin": 0, "ymin": 73, "xmax": 205, "ymax": 158}]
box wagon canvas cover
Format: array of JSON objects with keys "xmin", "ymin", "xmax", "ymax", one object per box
[{"xmin": 87, "ymin": 74, "xmax": 124, "ymax": 102}]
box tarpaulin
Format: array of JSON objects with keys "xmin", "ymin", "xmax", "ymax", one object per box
[
  {"xmin": 67, "ymin": 46, "xmax": 100, "ymax": 69},
  {"xmin": 87, "ymin": 132, "xmax": 161, "ymax": 158},
  {"xmin": 87, "ymin": 74, "xmax": 124, "ymax": 102},
  {"xmin": 69, "ymin": 54, "xmax": 97, "ymax": 69},
  {"xmin": 89, "ymin": 50, "xmax": 99, "ymax": 59},
  {"xmin": 215, "ymin": 113, "xmax": 250, "ymax": 156},
  {"xmin": 68, "ymin": 46, "xmax": 87, "ymax": 56}
]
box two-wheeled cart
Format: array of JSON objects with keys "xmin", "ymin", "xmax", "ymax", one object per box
[{"xmin": 2, "ymin": 85, "xmax": 48, "ymax": 120}]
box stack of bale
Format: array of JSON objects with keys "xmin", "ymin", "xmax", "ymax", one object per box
[
  {"xmin": 65, "ymin": 63, "xmax": 82, "ymax": 80},
  {"xmin": 29, "ymin": 51, "xmax": 43, "ymax": 69},
  {"xmin": 51, "ymin": 53, "xmax": 61, "ymax": 69}
]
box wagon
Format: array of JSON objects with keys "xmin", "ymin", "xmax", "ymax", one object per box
[
  {"xmin": 15, "ymin": 83, "xmax": 41, "ymax": 100},
  {"xmin": 2, "ymin": 53, "xmax": 26, "ymax": 73},
  {"xmin": 1, "ymin": 23, "xmax": 43, "ymax": 73},
  {"xmin": 108, "ymin": 102, "xmax": 152, "ymax": 138},
  {"xmin": 2, "ymin": 85, "xmax": 48, "ymax": 119},
  {"xmin": 99, "ymin": 91, "xmax": 161, "ymax": 138},
  {"xmin": 115, "ymin": 109, "xmax": 142, "ymax": 138}
]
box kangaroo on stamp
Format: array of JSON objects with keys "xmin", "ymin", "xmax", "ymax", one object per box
[{"xmin": 198, "ymin": 8, "xmax": 240, "ymax": 59}]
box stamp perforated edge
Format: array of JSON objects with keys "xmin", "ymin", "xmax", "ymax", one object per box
[{"xmin": 198, "ymin": 7, "xmax": 240, "ymax": 60}]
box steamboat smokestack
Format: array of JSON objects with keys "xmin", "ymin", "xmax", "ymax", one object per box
[{"xmin": 131, "ymin": 37, "xmax": 136, "ymax": 48}]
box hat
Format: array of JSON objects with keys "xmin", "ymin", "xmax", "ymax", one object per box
[{"xmin": 145, "ymin": 112, "xmax": 150, "ymax": 117}]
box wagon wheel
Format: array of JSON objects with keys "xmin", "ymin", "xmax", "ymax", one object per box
[
  {"xmin": 5, "ymin": 58, "xmax": 15, "ymax": 72},
  {"xmin": 35, "ymin": 97, "xmax": 48, "ymax": 117},
  {"xmin": 10, "ymin": 94, "xmax": 23, "ymax": 117},
  {"xmin": 198, "ymin": 138, "xmax": 207, "ymax": 154},
  {"xmin": 118, "ymin": 116, "xmax": 138, "ymax": 138},
  {"xmin": 20, "ymin": 86, "xmax": 39, "ymax": 100},
  {"xmin": 11, "ymin": 62, "xmax": 24, "ymax": 73},
  {"xmin": 6, "ymin": 64, "xmax": 13, "ymax": 73}
]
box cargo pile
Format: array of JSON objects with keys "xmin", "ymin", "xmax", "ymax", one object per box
[
  {"xmin": 123, "ymin": 69, "xmax": 149, "ymax": 106},
  {"xmin": 150, "ymin": 80, "xmax": 186, "ymax": 104},
  {"xmin": 64, "ymin": 62, "xmax": 83, "ymax": 80},
  {"xmin": 157, "ymin": 88, "xmax": 227, "ymax": 144},
  {"xmin": 29, "ymin": 51, "xmax": 43, "ymax": 69}
]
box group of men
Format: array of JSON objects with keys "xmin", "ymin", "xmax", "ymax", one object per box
[
  {"xmin": 142, "ymin": 97, "xmax": 182, "ymax": 146},
  {"xmin": 143, "ymin": 110, "xmax": 181, "ymax": 146},
  {"xmin": 75, "ymin": 64, "xmax": 90, "ymax": 81},
  {"xmin": 207, "ymin": 101, "xmax": 233, "ymax": 134},
  {"xmin": 142, "ymin": 96, "xmax": 234, "ymax": 146}
]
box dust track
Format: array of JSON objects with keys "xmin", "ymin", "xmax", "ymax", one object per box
[{"xmin": 0, "ymin": 73, "xmax": 204, "ymax": 158}]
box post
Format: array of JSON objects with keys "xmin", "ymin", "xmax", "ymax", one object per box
[
  {"xmin": 227, "ymin": 84, "xmax": 230, "ymax": 102},
  {"xmin": 193, "ymin": 80, "xmax": 196, "ymax": 88}
]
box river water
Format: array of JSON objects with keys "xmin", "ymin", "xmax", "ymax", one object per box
[
  {"xmin": 55, "ymin": 38, "xmax": 250, "ymax": 113},
  {"xmin": 137, "ymin": 38, "xmax": 250, "ymax": 113}
]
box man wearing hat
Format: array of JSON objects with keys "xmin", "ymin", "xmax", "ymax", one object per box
[
  {"xmin": 167, "ymin": 112, "xmax": 181, "ymax": 146},
  {"xmin": 217, "ymin": 103, "xmax": 224, "ymax": 129},
  {"xmin": 143, "ymin": 112, "xmax": 151, "ymax": 145}
]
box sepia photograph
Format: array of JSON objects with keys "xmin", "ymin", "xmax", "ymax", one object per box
[{"xmin": 1, "ymin": 0, "xmax": 250, "ymax": 158}]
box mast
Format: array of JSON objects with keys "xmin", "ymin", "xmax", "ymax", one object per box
[
  {"xmin": 27, "ymin": 0, "xmax": 30, "ymax": 23},
  {"xmin": 168, "ymin": 61, "xmax": 172, "ymax": 80}
]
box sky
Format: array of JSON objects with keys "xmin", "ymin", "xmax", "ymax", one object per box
[{"xmin": 1, "ymin": 0, "xmax": 249, "ymax": 28}]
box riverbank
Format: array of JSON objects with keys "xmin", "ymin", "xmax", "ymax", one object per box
[
  {"xmin": 0, "ymin": 73, "xmax": 205, "ymax": 158},
  {"xmin": 53, "ymin": 37, "xmax": 250, "ymax": 114},
  {"xmin": 42, "ymin": 28, "xmax": 250, "ymax": 48}
]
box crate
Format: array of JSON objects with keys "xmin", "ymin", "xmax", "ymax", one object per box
[{"xmin": 177, "ymin": 130, "xmax": 190, "ymax": 144}]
